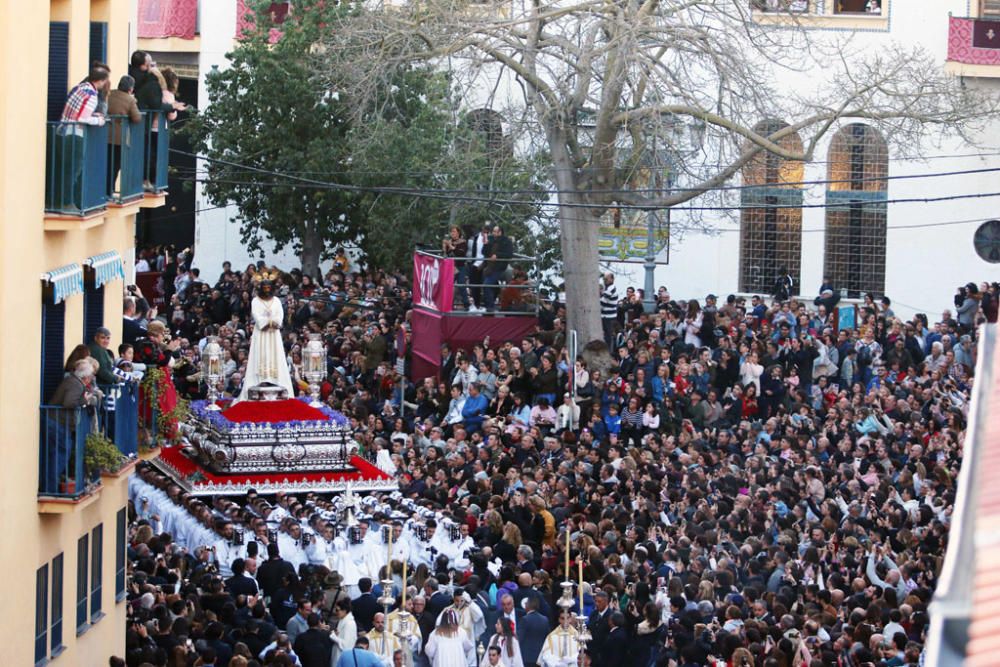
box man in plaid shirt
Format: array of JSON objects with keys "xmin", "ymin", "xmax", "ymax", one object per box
[
  {"xmin": 61, "ymin": 67, "xmax": 109, "ymax": 127},
  {"xmin": 54, "ymin": 67, "xmax": 110, "ymax": 211}
]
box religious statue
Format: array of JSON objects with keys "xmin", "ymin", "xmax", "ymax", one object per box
[{"xmin": 238, "ymin": 268, "xmax": 295, "ymax": 401}]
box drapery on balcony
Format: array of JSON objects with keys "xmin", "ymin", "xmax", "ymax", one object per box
[
  {"xmin": 38, "ymin": 382, "xmax": 140, "ymax": 500},
  {"xmin": 137, "ymin": 0, "xmax": 198, "ymax": 40},
  {"xmin": 947, "ymin": 16, "xmax": 1000, "ymax": 69}
]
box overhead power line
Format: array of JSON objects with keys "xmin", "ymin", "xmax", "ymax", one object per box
[{"xmin": 172, "ymin": 155, "xmax": 1000, "ymax": 197}]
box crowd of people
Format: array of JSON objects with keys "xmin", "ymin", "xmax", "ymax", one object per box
[{"xmin": 114, "ymin": 242, "xmax": 998, "ymax": 667}]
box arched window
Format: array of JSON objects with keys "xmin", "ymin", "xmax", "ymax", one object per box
[
  {"xmin": 823, "ymin": 123, "xmax": 888, "ymax": 298},
  {"xmin": 739, "ymin": 120, "xmax": 804, "ymax": 294},
  {"xmin": 463, "ymin": 108, "xmax": 507, "ymax": 159}
]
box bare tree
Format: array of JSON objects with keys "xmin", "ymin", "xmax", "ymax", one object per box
[{"xmin": 316, "ymin": 0, "xmax": 998, "ymax": 344}]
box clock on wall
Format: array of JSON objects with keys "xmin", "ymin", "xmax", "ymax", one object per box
[{"xmin": 974, "ymin": 220, "xmax": 1000, "ymax": 263}]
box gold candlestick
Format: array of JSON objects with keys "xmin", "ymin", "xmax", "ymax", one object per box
[
  {"xmin": 402, "ymin": 560, "xmax": 408, "ymax": 607},
  {"xmin": 565, "ymin": 527, "xmax": 571, "ymax": 581},
  {"xmin": 387, "ymin": 526, "xmax": 393, "ymax": 565}
]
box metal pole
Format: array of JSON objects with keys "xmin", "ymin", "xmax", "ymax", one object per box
[{"xmin": 643, "ymin": 210, "xmax": 657, "ymax": 313}]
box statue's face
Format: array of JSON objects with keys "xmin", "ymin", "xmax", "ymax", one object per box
[{"xmin": 259, "ymin": 281, "xmax": 274, "ymax": 298}]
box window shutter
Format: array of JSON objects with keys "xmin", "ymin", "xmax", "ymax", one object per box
[
  {"xmin": 983, "ymin": 0, "xmax": 1000, "ymax": 16},
  {"xmin": 41, "ymin": 300, "xmax": 66, "ymax": 404},
  {"xmin": 89, "ymin": 22, "xmax": 108, "ymax": 66},
  {"xmin": 84, "ymin": 283, "xmax": 105, "ymax": 341},
  {"xmin": 47, "ymin": 22, "xmax": 70, "ymax": 122}
]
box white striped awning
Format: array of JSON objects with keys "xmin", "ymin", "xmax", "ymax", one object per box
[
  {"xmin": 41, "ymin": 263, "xmax": 84, "ymax": 304},
  {"xmin": 85, "ymin": 251, "xmax": 126, "ymax": 289}
]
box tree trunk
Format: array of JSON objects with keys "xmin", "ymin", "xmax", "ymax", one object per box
[
  {"xmin": 558, "ymin": 199, "xmax": 603, "ymax": 345},
  {"xmin": 300, "ymin": 222, "xmax": 323, "ymax": 280}
]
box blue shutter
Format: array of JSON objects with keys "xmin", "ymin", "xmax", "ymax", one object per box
[
  {"xmin": 51, "ymin": 553, "xmax": 64, "ymax": 653},
  {"xmin": 84, "ymin": 282, "xmax": 105, "ymax": 341},
  {"xmin": 76, "ymin": 534, "xmax": 88, "ymax": 632},
  {"xmin": 115, "ymin": 509, "xmax": 126, "ymax": 601},
  {"xmin": 90, "ymin": 524, "xmax": 103, "ymax": 620},
  {"xmin": 41, "ymin": 300, "xmax": 66, "ymax": 404},
  {"xmin": 89, "ymin": 22, "xmax": 108, "ymax": 66},
  {"xmin": 35, "ymin": 564, "xmax": 48, "ymax": 665},
  {"xmin": 47, "ymin": 22, "xmax": 70, "ymax": 122}
]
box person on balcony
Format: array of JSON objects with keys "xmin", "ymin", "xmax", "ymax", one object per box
[
  {"xmin": 87, "ymin": 326, "xmax": 120, "ymax": 386},
  {"xmin": 443, "ymin": 226, "xmax": 470, "ymax": 310},
  {"xmin": 129, "ymin": 51, "xmax": 186, "ymax": 189},
  {"xmin": 107, "ymin": 75, "xmax": 141, "ymax": 196},
  {"xmin": 55, "ymin": 66, "xmax": 109, "ymax": 211},
  {"xmin": 482, "ymin": 225, "xmax": 515, "ymax": 312},
  {"xmin": 44, "ymin": 359, "xmax": 104, "ymax": 493}
]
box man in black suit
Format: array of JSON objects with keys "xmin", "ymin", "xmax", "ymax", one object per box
[
  {"xmin": 293, "ymin": 613, "xmax": 334, "ymax": 667},
  {"xmin": 412, "ymin": 596, "xmax": 436, "ymax": 654},
  {"xmin": 586, "ymin": 590, "xmax": 611, "ymax": 664},
  {"xmin": 604, "ymin": 611, "xmax": 628, "ymax": 665},
  {"xmin": 225, "ymin": 558, "xmax": 259, "ymax": 598},
  {"xmin": 256, "ymin": 543, "xmax": 296, "ymax": 600},
  {"xmin": 517, "ymin": 597, "xmax": 550, "ymax": 667},
  {"xmin": 425, "ymin": 578, "xmax": 453, "ymax": 618},
  {"xmin": 351, "ymin": 578, "xmax": 381, "ymax": 632}
]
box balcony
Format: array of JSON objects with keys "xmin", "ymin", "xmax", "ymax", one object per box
[
  {"xmin": 44, "ymin": 111, "xmax": 169, "ymax": 223},
  {"xmin": 946, "ymin": 16, "xmax": 1000, "ymax": 78},
  {"xmin": 751, "ymin": 0, "xmax": 889, "ymax": 30},
  {"xmin": 38, "ymin": 382, "xmax": 140, "ymax": 509}
]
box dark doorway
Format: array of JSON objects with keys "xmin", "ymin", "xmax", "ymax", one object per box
[{"xmin": 137, "ymin": 76, "xmax": 198, "ymax": 250}]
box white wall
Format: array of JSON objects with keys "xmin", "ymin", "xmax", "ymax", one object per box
[{"xmin": 191, "ymin": 0, "xmax": 316, "ymax": 275}]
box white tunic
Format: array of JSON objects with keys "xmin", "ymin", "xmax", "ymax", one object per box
[
  {"xmin": 238, "ymin": 295, "xmax": 294, "ymax": 400},
  {"xmin": 426, "ymin": 629, "xmax": 475, "ymax": 667}
]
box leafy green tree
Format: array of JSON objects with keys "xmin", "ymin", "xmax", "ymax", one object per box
[{"xmin": 187, "ymin": 0, "xmax": 553, "ymax": 278}]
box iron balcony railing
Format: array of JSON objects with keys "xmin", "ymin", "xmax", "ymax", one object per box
[
  {"xmin": 38, "ymin": 381, "xmax": 140, "ymax": 499},
  {"xmin": 107, "ymin": 114, "xmax": 146, "ymax": 204},
  {"xmin": 38, "ymin": 405, "xmax": 92, "ymax": 499},
  {"xmin": 45, "ymin": 121, "xmax": 109, "ymax": 215},
  {"xmin": 415, "ymin": 247, "xmax": 542, "ymax": 316},
  {"xmin": 45, "ymin": 110, "xmax": 170, "ymax": 216},
  {"xmin": 144, "ymin": 111, "xmax": 170, "ymax": 193}
]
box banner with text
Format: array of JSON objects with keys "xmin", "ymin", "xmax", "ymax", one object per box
[{"xmin": 412, "ymin": 253, "xmax": 455, "ymax": 313}]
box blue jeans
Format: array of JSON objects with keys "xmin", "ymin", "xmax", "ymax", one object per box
[
  {"xmin": 455, "ymin": 264, "xmax": 470, "ymax": 308},
  {"xmin": 483, "ymin": 273, "xmax": 501, "ymax": 310}
]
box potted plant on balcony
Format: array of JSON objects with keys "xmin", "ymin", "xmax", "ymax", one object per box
[{"xmin": 85, "ymin": 430, "xmax": 126, "ymax": 479}]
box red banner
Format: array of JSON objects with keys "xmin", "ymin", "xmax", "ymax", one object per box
[
  {"xmin": 412, "ymin": 253, "xmax": 455, "ymax": 313},
  {"xmin": 137, "ymin": 0, "xmax": 197, "ymax": 39}
]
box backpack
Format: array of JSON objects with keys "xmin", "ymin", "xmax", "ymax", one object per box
[{"xmin": 857, "ymin": 344, "xmax": 873, "ymax": 367}]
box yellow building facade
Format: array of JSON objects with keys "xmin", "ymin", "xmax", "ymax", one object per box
[{"xmin": 0, "ymin": 0, "xmax": 164, "ymax": 664}]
